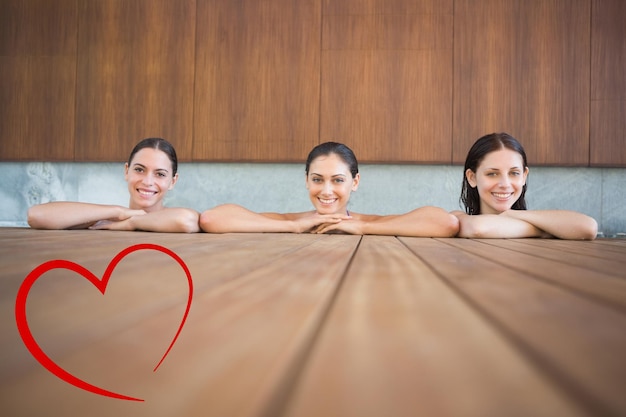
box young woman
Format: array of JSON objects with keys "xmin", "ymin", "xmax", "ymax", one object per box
[
  {"xmin": 200, "ymin": 142, "xmax": 459, "ymax": 237},
  {"xmin": 27, "ymin": 138, "xmax": 200, "ymax": 233},
  {"xmin": 452, "ymin": 132, "xmax": 597, "ymax": 239}
]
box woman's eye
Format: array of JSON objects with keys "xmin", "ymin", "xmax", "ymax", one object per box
[
  {"xmin": 334, "ymin": 178, "xmax": 345, "ymax": 183},
  {"xmin": 312, "ymin": 178, "xmax": 322, "ymax": 183},
  {"xmin": 134, "ymin": 167, "xmax": 143, "ymax": 173}
]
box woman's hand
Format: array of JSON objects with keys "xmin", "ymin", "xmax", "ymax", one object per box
[
  {"xmin": 293, "ymin": 212, "xmax": 352, "ymax": 233},
  {"xmin": 311, "ymin": 218, "xmax": 363, "ymax": 234}
]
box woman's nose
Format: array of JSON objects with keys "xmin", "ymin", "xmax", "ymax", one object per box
[{"xmin": 141, "ymin": 174, "xmax": 154, "ymax": 185}]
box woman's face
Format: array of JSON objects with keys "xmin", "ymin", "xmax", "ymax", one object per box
[
  {"xmin": 125, "ymin": 147, "xmax": 177, "ymax": 212},
  {"xmin": 306, "ymin": 153, "xmax": 359, "ymax": 215},
  {"xmin": 466, "ymin": 148, "xmax": 528, "ymax": 215}
]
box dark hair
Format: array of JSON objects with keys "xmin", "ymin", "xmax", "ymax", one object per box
[
  {"xmin": 305, "ymin": 142, "xmax": 359, "ymax": 178},
  {"xmin": 128, "ymin": 137, "xmax": 178, "ymax": 175},
  {"xmin": 460, "ymin": 132, "xmax": 528, "ymax": 215}
]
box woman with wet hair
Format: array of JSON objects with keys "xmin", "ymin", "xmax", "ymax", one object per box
[
  {"xmin": 453, "ymin": 132, "xmax": 597, "ymax": 239},
  {"xmin": 27, "ymin": 138, "xmax": 199, "ymax": 233},
  {"xmin": 200, "ymin": 142, "xmax": 459, "ymax": 237}
]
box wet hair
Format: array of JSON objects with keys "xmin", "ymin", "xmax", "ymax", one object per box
[
  {"xmin": 305, "ymin": 142, "xmax": 359, "ymax": 178},
  {"xmin": 127, "ymin": 137, "xmax": 178, "ymax": 175},
  {"xmin": 460, "ymin": 132, "xmax": 528, "ymax": 215}
]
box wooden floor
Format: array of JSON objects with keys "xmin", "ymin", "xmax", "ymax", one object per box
[{"xmin": 0, "ymin": 228, "xmax": 625, "ymax": 417}]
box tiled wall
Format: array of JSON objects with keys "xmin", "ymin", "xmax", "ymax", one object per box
[{"xmin": 1, "ymin": 162, "xmax": 624, "ymax": 237}]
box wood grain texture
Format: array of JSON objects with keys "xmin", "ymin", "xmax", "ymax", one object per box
[
  {"xmin": 193, "ymin": 0, "xmax": 321, "ymax": 162},
  {"xmin": 0, "ymin": 231, "xmax": 360, "ymax": 417},
  {"xmin": 323, "ymin": 0, "xmax": 452, "ymax": 15},
  {"xmin": 402, "ymin": 237, "xmax": 626, "ymax": 417},
  {"xmin": 74, "ymin": 0, "xmax": 195, "ymax": 162},
  {"xmin": 443, "ymin": 238, "xmax": 626, "ymax": 313},
  {"xmin": 453, "ymin": 0, "xmax": 591, "ymax": 165},
  {"xmin": 0, "ymin": 0, "xmax": 77, "ymax": 160},
  {"xmin": 320, "ymin": 2, "xmax": 453, "ymax": 163},
  {"xmin": 283, "ymin": 235, "xmax": 585, "ymax": 417},
  {"xmin": 1, "ymin": 0, "xmax": 624, "ymax": 166},
  {"xmin": 1, "ymin": 230, "xmax": 626, "ymax": 416},
  {"xmin": 590, "ymin": 0, "xmax": 626, "ymax": 166}
]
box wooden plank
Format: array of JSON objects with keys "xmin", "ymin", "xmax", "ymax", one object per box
[
  {"xmin": 500, "ymin": 238, "xmax": 626, "ymax": 265},
  {"xmin": 0, "ymin": 231, "xmax": 361, "ymax": 417},
  {"xmin": 591, "ymin": 239, "xmax": 626, "ymax": 250},
  {"xmin": 440, "ymin": 238, "xmax": 626, "ymax": 313},
  {"xmin": 401, "ymin": 237, "xmax": 626, "ymax": 417},
  {"xmin": 0, "ymin": 231, "xmax": 333, "ymax": 380},
  {"xmin": 476, "ymin": 239, "xmax": 626, "ymax": 278},
  {"xmin": 283, "ymin": 236, "xmax": 586, "ymax": 417}
]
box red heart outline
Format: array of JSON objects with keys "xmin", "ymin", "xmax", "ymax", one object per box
[{"xmin": 14, "ymin": 243, "xmax": 193, "ymax": 402}]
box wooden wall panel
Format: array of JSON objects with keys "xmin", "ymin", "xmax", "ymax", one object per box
[
  {"xmin": 193, "ymin": 0, "xmax": 321, "ymax": 162},
  {"xmin": 320, "ymin": 1, "xmax": 453, "ymax": 163},
  {"xmin": 75, "ymin": 0, "xmax": 195, "ymax": 162},
  {"xmin": 453, "ymin": 0, "xmax": 591, "ymax": 166},
  {"xmin": 590, "ymin": 0, "xmax": 626, "ymax": 166},
  {"xmin": 1, "ymin": 0, "xmax": 624, "ymax": 166},
  {"xmin": 324, "ymin": 0, "xmax": 451, "ymax": 14},
  {"xmin": 0, "ymin": 0, "xmax": 77, "ymax": 161}
]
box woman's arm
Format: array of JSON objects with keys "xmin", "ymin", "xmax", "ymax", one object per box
[
  {"xmin": 314, "ymin": 206, "xmax": 460, "ymax": 237},
  {"xmin": 91, "ymin": 208, "xmax": 200, "ymax": 233},
  {"xmin": 500, "ymin": 209, "xmax": 598, "ymax": 240},
  {"xmin": 27, "ymin": 202, "xmax": 145, "ymax": 230},
  {"xmin": 452, "ymin": 211, "xmax": 546, "ymax": 238},
  {"xmin": 199, "ymin": 204, "xmax": 350, "ymax": 233}
]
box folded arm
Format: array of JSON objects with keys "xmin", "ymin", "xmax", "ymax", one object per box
[
  {"xmin": 28, "ymin": 202, "xmax": 199, "ymax": 233},
  {"xmin": 453, "ymin": 211, "xmax": 545, "ymax": 238},
  {"xmin": 27, "ymin": 202, "xmax": 145, "ymax": 230},
  {"xmin": 500, "ymin": 209, "xmax": 597, "ymax": 240},
  {"xmin": 91, "ymin": 207, "xmax": 200, "ymax": 233},
  {"xmin": 453, "ymin": 209, "xmax": 597, "ymax": 240},
  {"xmin": 314, "ymin": 206, "xmax": 459, "ymax": 237},
  {"xmin": 199, "ymin": 204, "xmax": 350, "ymax": 233}
]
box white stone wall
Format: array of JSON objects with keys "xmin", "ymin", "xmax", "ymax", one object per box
[{"xmin": 1, "ymin": 162, "xmax": 624, "ymax": 237}]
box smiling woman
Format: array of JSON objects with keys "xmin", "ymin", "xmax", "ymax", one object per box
[
  {"xmin": 199, "ymin": 142, "xmax": 459, "ymax": 237},
  {"xmin": 452, "ymin": 133, "xmax": 598, "ymax": 239},
  {"xmin": 27, "ymin": 138, "xmax": 200, "ymax": 233}
]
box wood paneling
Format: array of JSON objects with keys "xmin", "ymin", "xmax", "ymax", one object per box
[
  {"xmin": 453, "ymin": 0, "xmax": 591, "ymax": 166},
  {"xmin": 590, "ymin": 0, "xmax": 626, "ymax": 166},
  {"xmin": 74, "ymin": 0, "xmax": 195, "ymax": 162},
  {"xmin": 320, "ymin": 1, "xmax": 453, "ymax": 163},
  {"xmin": 0, "ymin": 0, "xmax": 77, "ymax": 160},
  {"xmin": 1, "ymin": 0, "xmax": 624, "ymax": 167},
  {"xmin": 193, "ymin": 0, "xmax": 321, "ymax": 162},
  {"xmin": 323, "ymin": 0, "xmax": 451, "ymax": 14}
]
